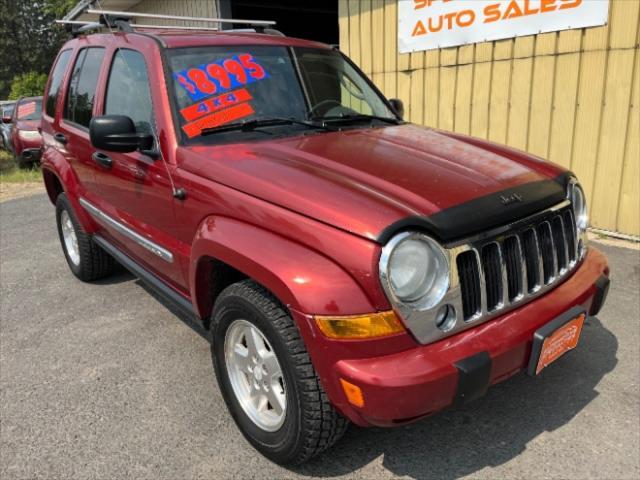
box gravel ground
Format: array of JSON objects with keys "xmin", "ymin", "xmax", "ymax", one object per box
[{"xmin": 1, "ymin": 193, "xmax": 639, "ymax": 480}]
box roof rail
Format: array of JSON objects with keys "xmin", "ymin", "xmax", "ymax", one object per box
[
  {"xmin": 56, "ymin": 19, "xmax": 219, "ymax": 34},
  {"xmin": 85, "ymin": 9, "xmax": 276, "ymax": 29}
]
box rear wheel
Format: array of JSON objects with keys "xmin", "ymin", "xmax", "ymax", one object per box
[
  {"xmin": 55, "ymin": 193, "xmax": 115, "ymax": 281},
  {"xmin": 210, "ymin": 280, "xmax": 349, "ymax": 464}
]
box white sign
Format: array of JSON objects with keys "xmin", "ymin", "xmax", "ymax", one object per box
[{"xmin": 398, "ymin": 0, "xmax": 610, "ymax": 53}]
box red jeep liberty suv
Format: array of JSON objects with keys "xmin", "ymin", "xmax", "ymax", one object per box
[{"xmin": 41, "ymin": 23, "xmax": 610, "ymax": 465}]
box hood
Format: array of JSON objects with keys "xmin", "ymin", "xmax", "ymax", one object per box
[
  {"xmin": 16, "ymin": 120, "xmax": 40, "ymax": 131},
  {"xmin": 180, "ymin": 125, "xmax": 568, "ymax": 243}
]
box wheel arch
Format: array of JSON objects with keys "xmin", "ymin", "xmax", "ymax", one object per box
[
  {"xmin": 40, "ymin": 155, "xmax": 97, "ymax": 233},
  {"xmin": 189, "ymin": 216, "xmax": 376, "ymax": 324},
  {"xmin": 42, "ymin": 167, "xmax": 64, "ymax": 204}
]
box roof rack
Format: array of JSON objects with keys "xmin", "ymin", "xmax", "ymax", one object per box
[
  {"xmin": 56, "ymin": 19, "xmax": 220, "ymax": 33},
  {"xmin": 58, "ymin": 8, "xmax": 279, "ymax": 37},
  {"xmin": 85, "ymin": 9, "xmax": 275, "ymax": 29}
]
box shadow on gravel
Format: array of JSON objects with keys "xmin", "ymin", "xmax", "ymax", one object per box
[
  {"xmin": 136, "ymin": 280, "xmax": 209, "ymax": 341},
  {"xmin": 104, "ymin": 254, "xmax": 618, "ymax": 480},
  {"xmin": 92, "ymin": 269, "xmax": 134, "ymax": 286},
  {"xmin": 290, "ymin": 317, "xmax": 617, "ymax": 480}
]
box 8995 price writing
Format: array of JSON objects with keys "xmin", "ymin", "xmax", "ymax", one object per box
[{"xmin": 174, "ymin": 54, "xmax": 268, "ymax": 102}]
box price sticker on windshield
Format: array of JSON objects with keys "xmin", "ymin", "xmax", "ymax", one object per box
[{"xmin": 175, "ymin": 53, "xmax": 269, "ymax": 102}]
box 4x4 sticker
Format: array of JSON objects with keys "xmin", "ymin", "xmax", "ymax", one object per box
[
  {"xmin": 175, "ymin": 53, "xmax": 268, "ymax": 102},
  {"xmin": 180, "ymin": 88, "xmax": 252, "ymax": 122},
  {"xmin": 181, "ymin": 89, "xmax": 255, "ymax": 138}
]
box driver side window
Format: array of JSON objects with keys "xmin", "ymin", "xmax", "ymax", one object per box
[{"xmin": 104, "ymin": 49, "xmax": 155, "ymax": 136}]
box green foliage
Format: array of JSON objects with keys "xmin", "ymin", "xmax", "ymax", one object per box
[
  {"xmin": 0, "ymin": 150, "xmax": 42, "ymax": 183},
  {"xmin": 9, "ymin": 72, "xmax": 48, "ymax": 100},
  {"xmin": 44, "ymin": 0, "xmax": 78, "ymax": 19},
  {"xmin": 0, "ymin": 0, "xmax": 73, "ymax": 99}
]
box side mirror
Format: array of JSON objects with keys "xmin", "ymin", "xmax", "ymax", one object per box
[
  {"xmin": 89, "ymin": 115, "xmax": 154, "ymax": 153},
  {"xmin": 2, "ymin": 116, "xmax": 11, "ymax": 124},
  {"xmin": 389, "ymin": 98, "xmax": 404, "ymax": 119}
]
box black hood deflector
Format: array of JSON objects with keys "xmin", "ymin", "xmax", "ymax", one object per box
[{"xmin": 377, "ymin": 172, "xmax": 572, "ymax": 245}]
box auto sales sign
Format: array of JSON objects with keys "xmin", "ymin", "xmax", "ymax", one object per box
[{"xmin": 398, "ymin": 0, "xmax": 610, "ymax": 53}]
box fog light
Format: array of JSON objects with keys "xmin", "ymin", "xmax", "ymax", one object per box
[
  {"xmin": 315, "ymin": 311, "xmax": 405, "ymax": 339},
  {"xmin": 340, "ymin": 378, "xmax": 364, "ymax": 407},
  {"xmin": 435, "ymin": 304, "xmax": 456, "ymax": 332}
]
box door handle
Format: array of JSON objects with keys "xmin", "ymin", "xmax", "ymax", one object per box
[
  {"xmin": 92, "ymin": 151, "xmax": 113, "ymax": 169},
  {"xmin": 54, "ymin": 132, "xmax": 67, "ymax": 144}
]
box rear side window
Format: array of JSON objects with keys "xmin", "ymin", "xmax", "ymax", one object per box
[
  {"xmin": 45, "ymin": 49, "xmax": 72, "ymax": 117},
  {"xmin": 104, "ymin": 49, "xmax": 155, "ymax": 135},
  {"xmin": 64, "ymin": 48, "xmax": 105, "ymax": 128}
]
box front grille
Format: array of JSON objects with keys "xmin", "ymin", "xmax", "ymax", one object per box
[
  {"xmin": 457, "ymin": 204, "xmax": 579, "ymax": 321},
  {"xmin": 481, "ymin": 243, "xmax": 503, "ymax": 311},
  {"xmin": 456, "ymin": 251, "xmax": 481, "ymax": 319}
]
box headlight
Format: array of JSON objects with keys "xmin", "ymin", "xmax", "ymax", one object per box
[
  {"xmin": 379, "ymin": 232, "xmax": 449, "ymax": 308},
  {"xmin": 18, "ymin": 130, "xmax": 40, "ymax": 140},
  {"xmin": 567, "ymin": 178, "xmax": 588, "ymax": 231}
]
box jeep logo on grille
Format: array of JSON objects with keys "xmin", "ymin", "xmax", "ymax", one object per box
[{"xmin": 500, "ymin": 193, "xmax": 524, "ymax": 206}]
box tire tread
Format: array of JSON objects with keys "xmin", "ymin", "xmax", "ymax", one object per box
[
  {"xmin": 56, "ymin": 194, "xmax": 114, "ymax": 281},
  {"xmin": 216, "ymin": 280, "xmax": 349, "ymax": 464}
]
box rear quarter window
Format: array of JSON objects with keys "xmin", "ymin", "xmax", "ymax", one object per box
[
  {"xmin": 64, "ymin": 48, "xmax": 105, "ymax": 129},
  {"xmin": 45, "ymin": 49, "xmax": 72, "ymax": 118}
]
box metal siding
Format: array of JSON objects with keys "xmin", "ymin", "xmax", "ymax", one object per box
[
  {"xmin": 130, "ymin": 0, "xmax": 218, "ymax": 27},
  {"xmin": 340, "ymin": 0, "xmax": 640, "ymax": 237}
]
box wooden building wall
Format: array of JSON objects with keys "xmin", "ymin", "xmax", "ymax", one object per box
[{"xmin": 339, "ymin": 0, "xmax": 640, "ymax": 237}]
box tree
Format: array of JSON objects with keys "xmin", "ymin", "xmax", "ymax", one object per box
[
  {"xmin": 0, "ymin": 0, "xmax": 75, "ymax": 99},
  {"xmin": 9, "ymin": 72, "xmax": 49, "ymax": 100},
  {"xmin": 44, "ymin": 0, "xmax": 77, "ymax": 18}
]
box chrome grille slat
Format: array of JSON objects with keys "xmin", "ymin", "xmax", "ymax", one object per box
[
  {"xmin": 532, "ymin": 228, "xmax": 545, "ymax": 291},
  {"xmin": 475, "ymin": 248, "xmax": 488, "ymax": 316},
  {"xmin": 515, "ymin": 234, "xmax": 527, "ymax": 300},
  {"xmin": 499, "ymin": 240, "xmax": 509, "ymax": 309},
  {"xmin": 563, "ymin": 209, "xmax": 578, "ymax": 263},
  {"xmin": 554, "ymin": 214, "xmax": 570, "ymax": 274},
  {"xmin": 457, "ymin": 204, "xmax": 579, "ymax": 324}
]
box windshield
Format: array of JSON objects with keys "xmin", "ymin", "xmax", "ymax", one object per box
[
  {"xmin": 166, "ymin": 46, "xmax": 396, "ymax": 144},
  {"xmin": 16, "ymin": 99, "xmax": 42, "ymax": 121}
]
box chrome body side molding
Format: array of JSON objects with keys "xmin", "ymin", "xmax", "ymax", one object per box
[{"xmin": 79, "ymin": 197, "xmax": 173, "ymax": 263}]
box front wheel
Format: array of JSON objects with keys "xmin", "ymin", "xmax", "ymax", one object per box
[{"xmin": 210, "ymin": 280, "xmax": 349, "ymax": 464}]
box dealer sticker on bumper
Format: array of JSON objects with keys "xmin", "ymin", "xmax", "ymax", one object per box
[{"xmin": 527, "ymin": 307, "xmax": 586, "ymax": 376}]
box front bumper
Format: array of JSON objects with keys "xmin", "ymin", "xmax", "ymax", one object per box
[
  {"xmin": 18, "ymin": 148, "xmax": 41, "ymax": 162},
  {"xmin": 299, "ymin": 247, "xmax": 609, "ymax": 427}
]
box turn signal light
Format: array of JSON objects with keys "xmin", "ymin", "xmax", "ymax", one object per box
[
  {"xmin": 315, "ymin": 311, "xmax": 405, "ymax": 339},
  {"xmin": 340, "ymin": 379, "xmax": 365, "ymax": 407}
]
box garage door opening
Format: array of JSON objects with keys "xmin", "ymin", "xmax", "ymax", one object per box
[{"xmin": 221, "ymin": 0, "xmax": 339, "ymax": 45}]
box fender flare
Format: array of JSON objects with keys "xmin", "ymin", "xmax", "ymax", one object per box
[
  {"xmin": 41, "ymin": 150, "xmax": 98, "ymax": 233},
  {"xmin": 189, "ymin": 216, "xmax": 376, "ymax": 320}
]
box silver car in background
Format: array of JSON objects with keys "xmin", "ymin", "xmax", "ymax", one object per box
[{"xmin": 1, "ymin": 100, "xmax": 16, "ymax": 151}]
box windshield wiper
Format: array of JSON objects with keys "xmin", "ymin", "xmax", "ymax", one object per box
[
  {"xmin": 311, "ymin": 113, "xmax": 402, "ymax": 125},
  {"xmin": 200, "ymin": 117, "xmax": 336, "ymax": 136}
]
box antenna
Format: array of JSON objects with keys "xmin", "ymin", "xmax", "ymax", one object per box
[
  {"xmin": 91, "ymin": 1, "xmax": 186, "ymax": 200},
  {"xmin": 57, "ymin": 4, "xmax": 280, "ymax": 201}
]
